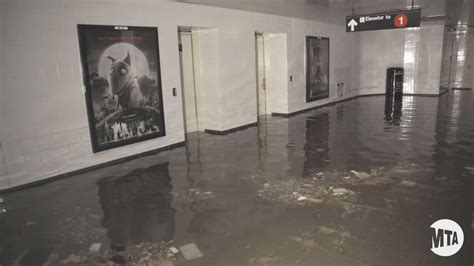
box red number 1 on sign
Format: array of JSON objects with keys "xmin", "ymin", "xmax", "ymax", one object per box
[{"xmin": 394, "ymin": 14, "xmax": 408, "ymax": 28}]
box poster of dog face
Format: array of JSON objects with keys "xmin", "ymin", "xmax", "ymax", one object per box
[
  {"xmin": 306, "ymin": 36, "xmax": 330, "ymax": 102},
  {"xmin": 78, "ymin": 25, "xmax": 165, "ymax": 152}
]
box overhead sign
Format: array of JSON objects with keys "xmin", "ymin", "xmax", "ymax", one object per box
[{"xmin": 346, "ymin": 9, "xmax": 421, "ymax": 32}]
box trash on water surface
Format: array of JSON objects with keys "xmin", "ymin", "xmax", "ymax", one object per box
[{"xmin": 179, "ymin": 243, "xmax": 203, "ymax": 260}]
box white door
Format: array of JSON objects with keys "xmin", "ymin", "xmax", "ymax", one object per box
[
  {"xmin": 264, "ymin": 33, "xmax": 288, "ymax": 114},
  {"xmin": 179, "ymin": 33, "xmax": 199, "ymax": 133},
  {"xmin": 256, "ymin": 35, "xmax": 267, "ymax": 116}
]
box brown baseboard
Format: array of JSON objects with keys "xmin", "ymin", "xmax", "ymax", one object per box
[
  {"xmin": 451, "ymin": 87, "xmax": 472, "ymax": 91},
  {"xmin": 272, "ymin": 91, "xmax": 449, "ymax": 118},
  {"xmin": 403, "ymin": 93, "xmax": 441, "ymax": 97},
  {"xmin": 439, "ymin": 88, "xmax": 449, "ymax": 95},
  {"xmin": 272, "ymin": 94, "xmax": 385, "ymax": 118},
  {"xmin": 205, "ymin": 122, "xmax": 258, "ymax": 135}
]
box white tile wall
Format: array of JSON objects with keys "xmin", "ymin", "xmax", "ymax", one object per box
[
  {"xmin": 412, "ymin": 20, "xmax": 445, "ymax": 94},
  {"xmin": 449, "ymin": 28, "xmax": 474, "ymax": 89},
  {"xmin": 0, "ymin": 0, "xmax": 446, "ymax": 190},
  {"xmin": 0, "ymin": 0, "xmax": 356, "ymax": 188},
  {"xmin": 353, "ymin": 19, "xmax": 445, "ymax": 95}
]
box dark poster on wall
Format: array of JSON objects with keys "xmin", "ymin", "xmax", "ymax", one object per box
[
  {"xmin": 306, "ymin": 36, "xmax": 330, "ymax": 102},
  {"xmin": 78, "ymin": 25, "xmax": 165, "ymax": 152}
]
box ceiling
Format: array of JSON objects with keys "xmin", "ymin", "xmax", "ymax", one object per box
[{"xmin": 176, "ymin": 0, "xmax": 447, "ymax": 23}]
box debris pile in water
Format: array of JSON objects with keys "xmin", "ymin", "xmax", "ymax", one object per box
[{"xmin": 242, "ymin": 163, "xmax": 428, "ymax": 209}]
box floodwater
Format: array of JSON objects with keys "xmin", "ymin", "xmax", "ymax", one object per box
[{"xmin": 0, "ymin": 93, "xmax": 473, "ymax": 265}]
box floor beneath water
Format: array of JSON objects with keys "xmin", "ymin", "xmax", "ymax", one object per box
[{"xmin": 0, "ymin": 93, "xmax": 473, "ymax": 266}]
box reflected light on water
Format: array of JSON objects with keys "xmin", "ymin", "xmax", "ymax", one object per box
[{"xmin": 399, "ymin": 96, "xmax": 414, "ymax": 141}]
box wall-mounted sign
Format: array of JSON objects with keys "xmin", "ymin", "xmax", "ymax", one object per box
[
  {"xmin": 346, "ymin": 9, "xmax": 421, "ymax": 32},
  {"xmin": 306, "ymin": 36, "xmax": 330, "ymax": 102},
  {"xmin": 78, "ymin": 25, "xmax": 166, "ymax": 153}
]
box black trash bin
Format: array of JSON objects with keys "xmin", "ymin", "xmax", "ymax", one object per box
[
  {"xmin": 385, "ymin": 67, "xmax": 404, "ymax": 117},
  {"xmin": 386, "ymin": 67, "xmax": 404, "ymax": 102}
]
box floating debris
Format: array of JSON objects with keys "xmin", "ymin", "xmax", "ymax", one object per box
[
  {"xmin": 333, "ymin": 188, "xmax": 347, "ymax": 195},
  {"xmin": 370, "ymin": 168, "xmax": 378, "ymax": 176},
  {"xmin": 179, "ymin": 243, "xmax": 203, "ymax": 260},
  {"xmin": 244, "ymin": 164, "xmax": 425, "ymax": 210},
  {"xmin": 89, "ymin": 243, "xmax": 101, "ymax": 253},
  {"xmin": 350, "ymin": 170, "xmax": 370, "ymax": 179},
  {"xmin": 333, "ymin": 188, "xmax": 355, "ymax": 196},
  {"xmin": 465, "ymin": 167, "xmax": 474, "ymax": 172},
  {"xmin": 26, "ymin": 221, "xmax": 37, "ymax": 226},
  {"xmin": 289, "ymin": 236, "xmax": 317, "ymax": 248},
  {"xmin": 250, "ymin": 256, "xmax": 277, "ymax": 265},
  {"xmin": 0, "ymin": 198, "xmax": 3, "ymax": 203},
  {"xmin": 169, "ymin": 246, "xmax": 180, "ymax": 255},
  {"xmin": 61, "ymin": 254, "xmax": 85, "ymax": 264},
  {"xmin": 400, "ymin": 180, "xmax": 416, "ymax": 187},
  {"xmin": 303, "ymin": 197, "xmax": 323, "ymax": 203},
  {"xmin": 172, "ymin": 188, "xmax": 215, "ymax": 206},
  {"xmin": 248, "ymin": 177, "xmax": 329, "ymax": 206},
  {"xmin": 297, "ymin": 195, "xmax": 322, "ymax": 203},
  {"xmin": 123, "ymin": 241, "xmax": 177, "ymax": 264},
  {"xmin": 319, "ymin": 226, "xmax": 337, "ymax": 234},
  {"xmin": 297, "ymin": 196, "xmax": 307, "ymax": 201},
  {"xmin": 188, "ymin": 189, "xmax": 214, "ymax": 201}
]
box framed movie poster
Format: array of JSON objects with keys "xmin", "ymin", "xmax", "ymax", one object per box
[
  {"xmin": 78, "ymin": 25, "xmax": 165, "ymax": 153},
  {"xmin": 306, "ymin": 36, "xmax": 330, "ymax": 102}
]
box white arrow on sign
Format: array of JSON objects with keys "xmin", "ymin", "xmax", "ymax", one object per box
[{"xmin": 348, "ymin": 19, "xmax": 358, "ymax": 31}]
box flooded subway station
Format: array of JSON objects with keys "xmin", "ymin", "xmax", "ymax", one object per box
[
  {"xmin": 0, "ymin": 94, "xmax": 473, "ymax": 265},
  {"xmin": 1, "ymin": 0, "xmax": 474, "ymax": 265}
]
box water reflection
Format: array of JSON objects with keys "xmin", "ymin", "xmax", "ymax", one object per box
[
  {"xmin": 0, "ymin": 93, "xmax": 473, "ymax": 265},
  {"xmin": 97, "ymin": 162, "xmax": 175, "ymax": 246},
  {"xmin": 303, "ymin": 112, "xmax": 329, "ymax": 176},
  {"xmin": 434, "ymin": 91, "xmax": 474, "ymax": 173},
  {"xmin": 384, "ymin": 98, "xmax": 403, "ymax": 124}
]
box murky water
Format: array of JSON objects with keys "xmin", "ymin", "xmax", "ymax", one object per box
[{"xmin": 0, "ymin": 93, "xmax": 473, "ymax": 265}]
